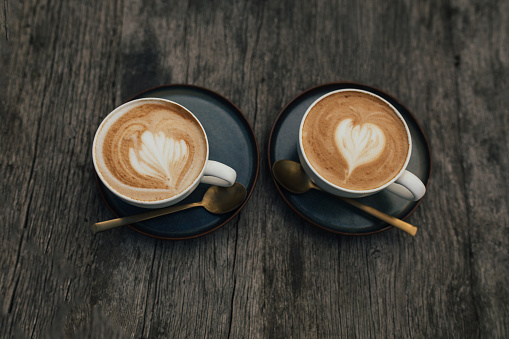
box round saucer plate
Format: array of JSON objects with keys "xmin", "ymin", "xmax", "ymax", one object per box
[
  {"xmin": 97, "ymin": 84, "xmax": 259, "ymax": 240},
  {"xmin": 268, "ymin": 82, "xmax": 432, "ymax": 235}
]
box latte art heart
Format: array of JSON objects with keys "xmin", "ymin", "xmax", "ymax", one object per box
[
  {"xmin": 334, "ymin": 119, "xmax": 386, "ymax": 177},
  {"xmin": 301, "ymin": 90, "xmax": 409, "ymax": 190},
  {"xmin": 129, "ymin": 131, "xmax": 189, "ymax": 187},
  {"xmin": 94, "ymin": 101, "xmax": 208, "ymax": 202}
]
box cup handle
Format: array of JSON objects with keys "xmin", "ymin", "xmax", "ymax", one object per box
[
  {"xmin": 201, "ymin": 160, "xmax": 237, "ymax": 187},
  {"xmin": 386, "ymin": 170, "xmax": 426, "ymax": 201}
]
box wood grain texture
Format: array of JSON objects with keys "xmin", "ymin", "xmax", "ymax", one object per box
[{"xmin": 1, "ymin": 0, "xmax": 507, "ymax": 338}]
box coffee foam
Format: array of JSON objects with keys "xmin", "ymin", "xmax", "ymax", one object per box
[
  {"xmin": 94, "ymin": 101, "xmax": 208, "ymax": 202},
  {"xmin": 302, "ymin": 91, "xmax": 409, "ymax": 190}
]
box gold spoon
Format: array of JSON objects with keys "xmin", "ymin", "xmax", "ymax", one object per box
[
  {"xmin": 272, "ymin": 160, "xmax": 417, "ymax": 236},
  {"xmin": 92, "ymin": 183, "xmax": 247, "ymax": 234}
]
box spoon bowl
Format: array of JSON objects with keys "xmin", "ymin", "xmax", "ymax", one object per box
[
  {"xmin": 92, "ymin": 183, "xmax": 247, "ymax": 234},
  {"xmin": 200, "ymin": 183, "xmax": 248, "ymax": 214},
  {"xmin": 272, "ymin": 159, "xmax": 320, "ymax": 193},
  {"xmin": 272, "ymin": 160, "xmax": 418, "ymax": 236}
]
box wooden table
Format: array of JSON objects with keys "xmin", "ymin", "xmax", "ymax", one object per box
[{"xmin": 2, "ymin": 1, "xmax": 508, "ymax": 337}]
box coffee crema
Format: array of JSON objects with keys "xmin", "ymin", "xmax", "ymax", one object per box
[
  {"xmin": 301, "ymin": 91, "xmax": 409, "ymax": 190},
  {"xmin": 94, "ymin": 101, "xmax": 207, "ymax": 202}
]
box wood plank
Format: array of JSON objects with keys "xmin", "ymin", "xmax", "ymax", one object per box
[
  {"xmin": 452, "ymin": 0, "xmax": 509, "ymax": 336},
  {"xmin": 1, "ymin": 0, "xmax": 128, "ymax": 337}
]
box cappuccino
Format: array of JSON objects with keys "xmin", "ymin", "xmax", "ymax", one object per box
[
  {"xmin": 301, "ymin": 90, "xmax": 409, "ymax": 191},
  {"xmin": 94, "ymin": 100, "xmax": 208, "ymax": 202}
]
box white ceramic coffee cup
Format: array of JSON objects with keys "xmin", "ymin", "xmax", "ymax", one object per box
[
  {"xmin": 298, "ymin": 89, "xmax": 426, "ymax": 201},
  {"xmin": 93, "ymin": 98, "xmax": 237, "ymax": 209}
]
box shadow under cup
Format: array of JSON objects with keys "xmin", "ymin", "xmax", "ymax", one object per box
[
  {"xmin": 298, "ymin": 89, "xmax": 426, "ymax": 201},
  {"xmin": 93, "ymin": 98, "xmax": 236, "ymax": 209}
]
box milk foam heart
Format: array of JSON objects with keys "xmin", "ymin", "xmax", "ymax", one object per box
[
  {"xmin": 94, "ymin": 101, "xmax": 208, "ymax": 202},
  {"xmin": 129, "ymin": 131, "xmax": 189, "ymax": 187},
  {"xmin": 334, "ymin": 119, "xmax": 385, "ymax": 177},
  {"xmin": 301, "ymin": 90, "xmax": 409, "ymax": 190}
]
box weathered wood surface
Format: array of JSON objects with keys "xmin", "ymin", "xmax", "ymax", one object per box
[{"xmin": 1, "ymin": 0, "xmax": 508, "ymax": 338}]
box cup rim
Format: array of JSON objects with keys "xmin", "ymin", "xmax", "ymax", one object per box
[
  {"xmin": 298, "ymin": 88, "xmax": 413, "ymax": 194},
  {"xmin": 92, "ymin": 97, "xmax": 210, "ymax": 206}
]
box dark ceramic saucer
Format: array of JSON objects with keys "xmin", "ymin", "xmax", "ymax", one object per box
[
  {"xmin": 268, "ymin": 82, "xmax": 431, "ymax": 235},
  {"xmin": 96, "ymin": 84, "xmax": 259, "ymax": 240}
]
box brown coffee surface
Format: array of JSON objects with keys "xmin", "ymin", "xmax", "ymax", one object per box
[
  {"xmin": 302, "ymin": 91, "xmax": 409, "ymax": 190},
  {"xmin": 94, "ymin": 101, "xmax": 207, "ymax": 201}
]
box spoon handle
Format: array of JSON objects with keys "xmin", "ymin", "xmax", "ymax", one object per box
[
  {"xmin": 340, "ymin": 197, "xmax": 417, "ymax": 236},
  {"xmin": 92, "ymin": 202, "xmax": 203, "ymax": 234}
]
